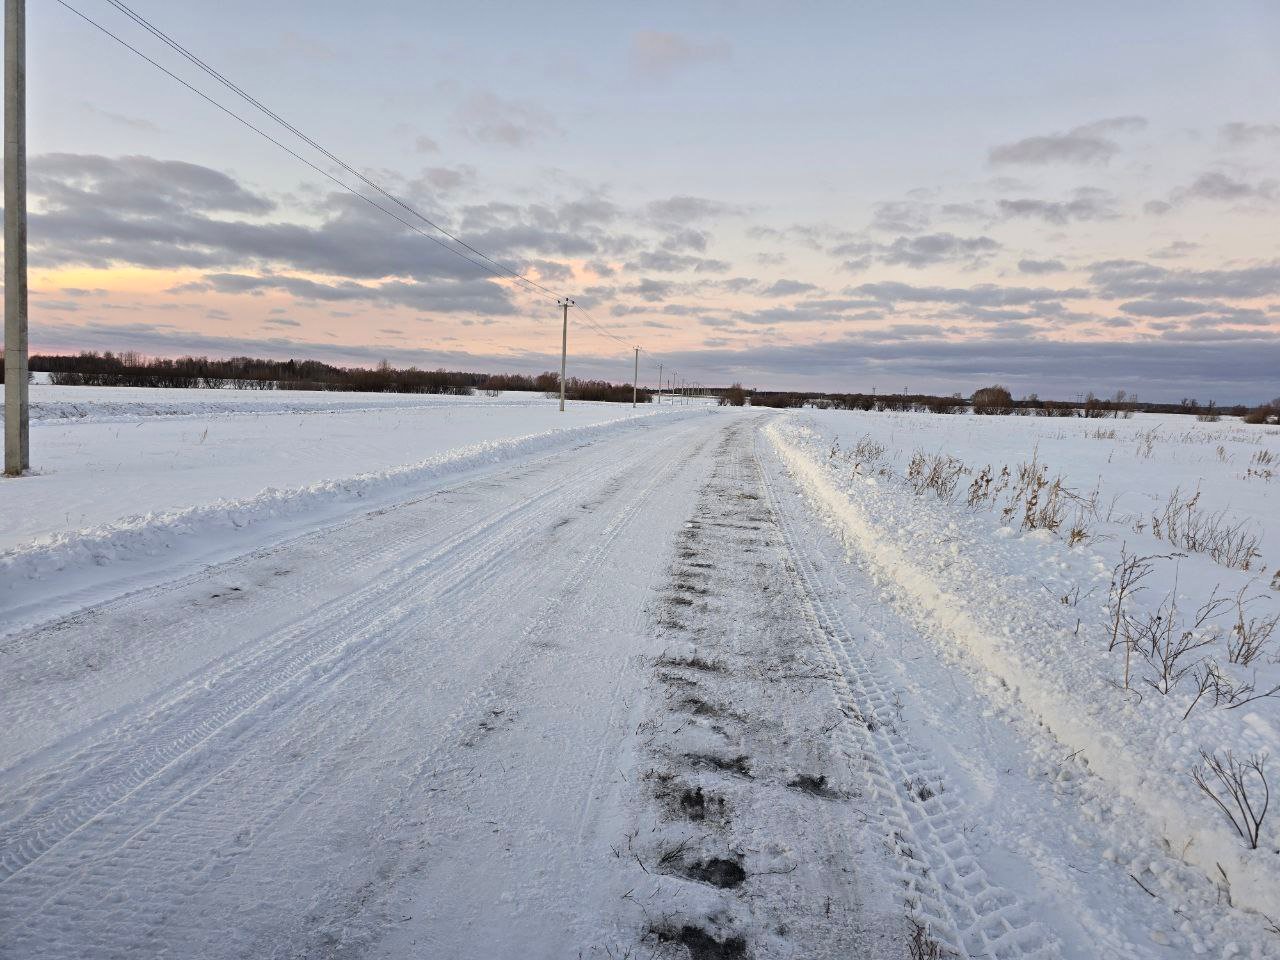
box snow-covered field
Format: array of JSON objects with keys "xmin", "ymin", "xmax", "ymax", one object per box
[
  {"xmin": 0, "ymin": 384, "xmax": 682, "ymax": 633},
  {"xmin": 1, "ymin": 392, "xmax": 1278, "ymax": 959}
]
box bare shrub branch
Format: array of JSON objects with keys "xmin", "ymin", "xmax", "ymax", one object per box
[
  {"xmin": 1192, "ymin": 750, "xmax": 1271, "ymax": 849},
  {"xmin": 1108, "ymin": 549, "xmax": 1158, "ymax": 689},
  {"xmin": 1228, "ymin": 588, "xmax": 1279, "ymax": 666},
  {"xmin": 1128, "ymin": 585, "xmax": 1230, "ymax": 697}
]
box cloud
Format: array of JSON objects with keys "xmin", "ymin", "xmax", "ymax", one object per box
[
  {"xmin": 879, "ymin": 233, "xmax": 1000, "ymax": 268},
  {"xmin": 1220, "ymin": 122, "xmax": 1280, "ymax": 146},
  {"xmin": 1017, "ymin": 258, "xmax": 1066, "ymax": 274},
  {"xmin": 28, "ymin": 153, "xmax": 636, "ymax": 291},
  {"xmin": 624, "ymin": 251, "xmax": 730, "ymax": 274},
  {"xmin": 996, "ymin": 188, "xmax": 1119, "ymax": 224},
  {"xmin": 831, "ymin": 233, "xmax": 1000, "ymax": 271},
  {"xmin": 988, "ymin": 116, "xmax": 1146, "ymax": 166},
  {"xmin": 32, "ymin": 153, "xmax": 274, "ymax": 217},
  {"xmin": 1118, "ymin": 298, "xmax": 1219, "ymax": 318},
  {"xmin": 526, "ymin": 259, "xmax": 573, "ymax": 282},
  {"xmin": 760, "ymin": 279, "xmax": 818, "ymax": 298},
  {"xmin": 1089, "ymin": 258, "xmax": 1280, "ymax": 300},
  {"xmin": 1173, "ymin": 171, "xmax": 1277, "ymax": 204},
  {"xmin": 870, "ymin": 200, "xmax": 931, "ymax": 234},
  {"xmin": 414, "ymin": 135, "xmax": 439, "ymax": 154},
  {"xmin": 625, "ymin": 278, "xmax": 675, "ymax": 302},
  {"xmin": 176, "ymin": 272, "xmax": 516, "ymax": 315},
  {"xmin": 660, "ymin": 228, "xmax": 710, "ymax": 252},
  {"xmin": 647, "ymin": 195, "xmax": 742, "ymax": 224},
  {"xmin": 630, "ymin": 31, "xmax": 730, "ymax": 78},
  {"xmin": 851, "ymin": 281, "xmax": 1086, "ymax": 307},
  {"xmin": 453, "ymin": 91, "xmax": 560, "ymax": 147}
]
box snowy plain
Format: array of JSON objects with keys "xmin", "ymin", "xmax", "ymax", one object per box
[
  {"xmin": 1, "ymin": 389, "xmax": 1278, "ymax": 959},
  {"xmin": 0, "ymin": 384, "xmax": 689, "ymax": 634}
]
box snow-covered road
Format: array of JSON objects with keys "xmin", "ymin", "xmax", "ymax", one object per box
[{"xmin": 1, "ymin": 407, "xmax": 1276, "ymax": 959}]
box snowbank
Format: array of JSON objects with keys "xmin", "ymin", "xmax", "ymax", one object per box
[{"xmin": 767, "ymin": 417, "xmax": 1280, "ymax": 921}]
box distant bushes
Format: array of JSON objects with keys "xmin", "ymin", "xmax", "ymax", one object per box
[
  {"xmin": 563, "ymin": 378, "xmax": 653, "ymax": 403},
  {"xmin": 719, "ymin": 382, "xmax": 748, "ymax": 407},
  {"xmin": 1243, "ymin": 402, "xmax": 1279, "ymax": 425},
  {"xmin": 31, "ymin": 353, "xmax": 644, "ymax": 402},
  {"xmin": 971, "ymin": 385, "xmax": 1013, "ymax": 415},
  {"xmin": 742, "ymin": 385, "xmax": 1263, "ymax": 421},
  {"xmin": 39, "ymin": 352, "xmax": 478, "ymax": 394}
]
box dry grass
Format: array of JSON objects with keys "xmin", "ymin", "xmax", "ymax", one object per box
[{"xmin": 1146, "ymin": 487, "xmax": 1263, "ymax": 571}]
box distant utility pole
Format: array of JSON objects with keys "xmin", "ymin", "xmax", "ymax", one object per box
[
  {"xmin": 657, "ymin": 362, "xmax": 663, "ymax": 405},
  {"xmin": 557, "ymin": 298, "xmax": 573, "ymax": 413},
  {"xmin": 632, "ymin": 346, "xmax": 638, "ymax": 408},
  {"xmin": 4, "ymin": 0, "xmax": 28, "ymax": 476}
]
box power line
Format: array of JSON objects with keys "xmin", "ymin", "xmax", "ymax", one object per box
[
  {"xmin": 55, "ymin": 0, "xmax": 719, "ymax": 391},
  {"xmin": 54, "ymin": 0, "xmax": 560, "ymax": 302},
  {"xmin": 98, "ymin": 0, "xmax": 560, "ymax": 302}
]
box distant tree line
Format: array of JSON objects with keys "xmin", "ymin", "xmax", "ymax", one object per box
[
  {"xmin": 708, "ymin": 382, "xmax": 1268, "ymax": 421},
  {"xmin": 21, "ymin": 351, "xmax": 651, "ymax": 403}
]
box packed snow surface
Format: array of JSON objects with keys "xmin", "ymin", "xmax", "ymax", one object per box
[{"xmin": 1, "ymin": 393, "xmax": 1277, "ymax": 959}]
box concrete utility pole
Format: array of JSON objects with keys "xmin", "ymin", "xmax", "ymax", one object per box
[
  {"xmin": 657, "ymin": 362, "xmax": 662, "ymax": 405},
  {"xmin": 4, "ymin": 0, "xmax": 28, "ymax": 476},
  {"xmin": 632, "ymin": 346, "xmax": 638, "ymax": 408},
  {"xmin": 557, "ymin": 298, "xmax": 572, "ymax": 413}
]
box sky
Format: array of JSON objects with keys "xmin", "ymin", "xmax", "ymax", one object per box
[{"xmin": 14, "ymin": 0, "xmax": 1280, "ymax": 401}]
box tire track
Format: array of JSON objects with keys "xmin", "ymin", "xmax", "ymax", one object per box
[
  {"xmin": 756, "ymin": 429, "xmax": 1062, "ymax": 960},
  {"xmin": 0, "ymin": 423, "xmax": 666, "ymax": 890}
]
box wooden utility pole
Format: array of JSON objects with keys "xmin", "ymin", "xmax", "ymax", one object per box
[
  {"xmin": 4, "ymin": 0, "xmax": 28, "ymax": 475},
  {"xmin": 632, "ymin": 347, "xmax": 638, "ymax": 408},
  {"xmin": 657, "ymin": 362, "xmax": 662, "ymax": 405},
  {"xmin": 558, "ymin": 298, "xmax": 572, "ymax": 412}
]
